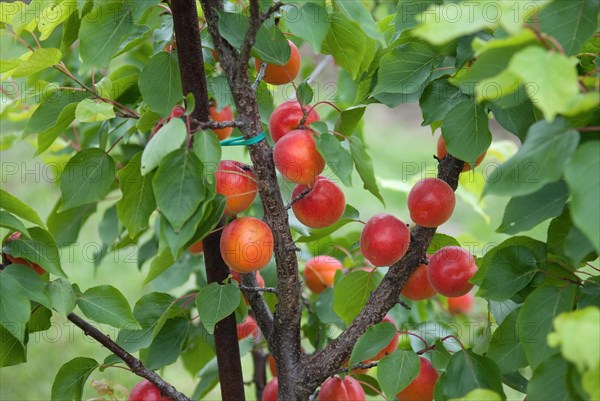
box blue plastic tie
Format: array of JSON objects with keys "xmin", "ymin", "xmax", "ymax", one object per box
[{"xmin": 220, "ymin": 132, "xmax": 266, "ymax": 147}]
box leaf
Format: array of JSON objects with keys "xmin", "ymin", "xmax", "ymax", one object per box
[
  {"xmin": 497, "ymin": 181, "xmax": 568, "ymax": 235},
  {"xmin": 484, "ymin": 119, "xmax": 579, "ymax": 197},
  {"xmin": 517, "ymin": 286, "xmax": 577, "ymax": 370},
  {"xmin": 296, "ymin": 81, "xmax": 314, "ymax": 106},
  {"xmin": 295, "ymin": 205, "xmax": 361, "ymax": 243},
  {"xmin": 79, "ymin": 1, "xmax": 134, "ymax": 68},
  {"xmin": 51, "ymin": 357, "xmax": 99, "ymax": 401},
  {"xmin": 377, "ymin": 351, "xmax": 420, "ymax": 399},
  {"xmin": 427, "ymin": 233, "xmax": 461, "ymax": 255},
  {"xmin": 489, "ymin": 99, "xmax": 541, "ymax": 142},
  {"xmin": 441, "ymin": 100, "xmax": 491, "ymax": 165},
  {"xmin": 394, "ymin": 0, "xmax": 443, "ymax": 36},
  {"xmin": 37, "ymin": 103, "xmax": 79, "ymax": 155},
  {"xmin": 335, "ymin": 106, "xmax": 366, "ymax": 136},
  {"xmin": 60, "ymin": 148, "xmax": 116, "ymax": 211},
  {"xmin": 47, "ymin": 202, "xmax": 97, "ymax": 247},
  {"xmin": 348, "ymin": 136, "xmax": 384, "ymax": 205},
  {"xmin": 335, "ymin": 0, "xmax": 384, "ymax": 42},
  {"xmin": 141, "ymin": 119, "xmax": 187, "ymax": 175},
  {"xmin": 152, "ymin": 149, "xmax": 206, "ymax": 231},
  {"xmin": 117, "ymin": 153, "xmax": 156, "ymax": 238},
  {"xmin": 77, "ymin": 286, "xmax": 139, "ymax": 329},
  {"xmin": 74, "ymin": 99, "xmax": 115, "ymax": 122},
  {"xmin": 138, "ymin": 52, "xmax": 183, "ymax": 116},
  {"xmin": 507, "ymin": 46, "xmax": 580, "ymax": 120},
  {"xmin": 285, "ymin": 2, "xmax": 330, "ymax": 51},
  {"xmin": 565, "ymin": 141, "xmax": 600, "ymax": 252},
  {"xmin": 374, "ymin": 41, "xmax": 440, "ymax": 95},
  {"xmin": 444, "ymin": 350, "xmax": 506, "ymax": 400},
  {"xmin": 334, "ymin": 271, "xmax": 381, "ymax": 324},
  {"xmin": 350, "ymin": 322, "xmax": 398, "ymax": 367},
  {"xmin": 0, "ymin": 189, "xmax": 46, "ymax": 228},
  {"xmin": 419, "ymin": 79, "xmax": 467, "ymax": 126},
  {"xmin": 486, "ymin": 308, "xmax": 527, "ymax": 374},
  {"xmin": 196, "ymin": 283, "xmax": 240, "ymax": 335},
  {"xmin": 3, "ymin": 264, "xmax": 52, "ymax": 309},
  {"xmin": 324, "ymin": 15, "xmax": 367, "ymax": 79},
  {"xmin": 449, "ymin": 389, "xmax": 502, "ymax": 401},
  {"xmin": 315, "ymin": 134, "xmax": 353, "ymax": 186},
  {"xmin": 527, "ymin": 355, "xmax": 571, "ymax": 401},
  {"xmin": 47, "ymin": 278, "xmax": 76, "ymax": 315},
  {"xmin": 477, "ymin": 246, "xmax": 538, "ymax": 301},
  {"xmin": 144, "ymin": 249, "xmax": 175, "ymax": 286},
  {"xmin": 539, "ymin": 0, "xmax": 600, "ymax": 56},
  {"xmin": 144, "ymin": 317, "xmax": 189, "ymax": 370},
  {"xmin": 11, "ymin": 48, "xmax": 62, "ymax": 78},
  {"xmin": 0, "ymin": 211, "xmax": 29, "ymax": 237},
  {"xmin": 133, "ymin": 292, "xmax": 178, "ymax": 329},
  {"xmin": 3, "ymin": 227, "xmax": 65, "ymax": 277},
  {"xmin": 193, "ymin": 131, "xmax": 222, "ymax": 183},
  {"xmin": 37, "ymin": 1, "xmax": 77, "ymax": 41},
  {"xmin": 0, "ymin": 324, "xmax": 26, "ymax": 368},
  {"xmin": 0, "ymin": 271, "xmax": 31, "ymax": 343}
]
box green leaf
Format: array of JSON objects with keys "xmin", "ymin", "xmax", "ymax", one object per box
[
  {"xmin": 11, "ymin": 48, "xmax": 62, "ymax": 78},
  {"xmin": 489, "ymin": 99, "xmax": 541, "ymax": 142},
  {"xmin": 324, "ymin": 15, "xmax": 367, "ymax": 79},
  {"xmin": 486, "ymin": 308, "xmax": 527, "ymax": 374},
  {"xmin": 296, "ymin": 81, "xmax": 314, "ymax": 106},
  {"xmin": 377, "ymin": 351, "xmax": 420, "ymax": 399},
  {"xmin": 285, "ymin": 2, "xmax": 330, "ymax": 51},
  {"xmin": 334, "ymin": 270, "xmax": 381, "ymax": 324},
  {"xmin": 527, "ymin": 355, "xmax": 571, "ymax": 401},
  {"xmin": 138, "ymin": 52, "xmax": 183, "ymax": 116},
  {"xmin": 0, "ymin": 324, "xmax": 26, "ymax": 367},
  {"xmin": 484, "ymin": 119, "xmax": 579, "ymax": 197},
  {"xmin": 335, "ymin": 0, "xmax": 383, "ymax": 42},
  {"xmin": 450, "ymin": 389, "xmax": 502, "ymax": 401},
  {"xmin": 497, "ymin": 181, "xmax": 568, "ymax": 235},
  {"xmin": 0, "ymin": 189, "xmax": 46, "ymax": 228},
  {"xmin": 0, "ymin": 211, "xmax": 29, "ymax": 237},
  {"xmin": 137, "ymin": 110, "xmax": 161, "ymax": 133},
  {"xmin": 3, "ymin": 264, "xmax": 52, "ymax": 309},
  {"xmin": 565, "ymin": 141, "xmax": 600, "ymax": 252},
  {"xmin": 548, "ymin": 207, "xmax": 597, "ymax": 266},
  {"xmin": 441, "ymin": 100, "xmax": 491, "ymax": 165},
  {"xmin": 507, "ymin": 46, "xmax": 580, "ymax": 120},
  {"xmin": 77, "ymin": 285, "xmax": 139, "ymax": 329},
  {"xmin": 79, "ymin": 1, "xmax": 134, "ymax": 68},
  {"xmin": 117, "ymin": 153, "xmax": 156, "ymax": 238},
  {"xmin": 145, "ymin": 317, "xmax": 189, "ymax": 370},
  {"xmin": 193, "ymin": 131, "xmax": 222, "ymax": 183},
  {"xmin": 315, "ymin": 134, "xmax": 353, "ymax": 186},
  {"xmin": 539, "ymin": 0, "xmax": 600, "ymax": 56},
  {"xmin": 419, "ymin": 80, "xmax": 467, "ymax": 126},
  {"xmin": 335, "ymin": 106, "xmax": 366, "ymax": 136},
  {"xmin": 348, "ymin": 136, "xmax": 384, "ymax": 205},
  {"xmin": 196, "ymin": 283, "xmax": 240, "ymax": 335},
  {"xmin": 152, "ymin": 149, "xmax": 206, "ymax": 231},
  {"xmin": 60, "ymin": 148, "xmax": 116, "ymax": 211},
  {"xmin": 74, "ymin": 99, "xmax": 115, "ymax": 122},
  {"xmin": 51, "ymin": 357, "xmax": 99, "ymax": 401},
  {"xmin": 0, "ymin": 271, "xmax": 31, "ymax": 343},
  {"xmin": 295, "ymin": 205, "xmax": 361, "ymax": 243},
  {"xmin": 37, "ymin": 1, "xmax": 77, "ymax": 41},
  {"xmin": 477, "ymin": 246, "xmax": 538, "ymax": 301},
  {"xmin": 37, "ymin": 103, "xmax": 79, "ymax": 155},
  {"xmin": 47, "ymin": 278, "xmax": 76, "ymax": 315},
  {"xmin": 350, "ymin": 322, "xmax": 398, "ymax": 366},
  {"xmin": 517, "ymin": 286, "xmax": 577, "ymax": 370},
  {"xmin": 47, "ymin": 202, "xmax": 97, "ymax": 247},
  {"xmin": 394, "ymin": 0, "xmax": 443, "ymax": 37},
  {"xmin": 427, "ymin": 233, "xmax": 461, "ymax": 255},
  {"xmin": 444, "ymin": 350, "xmax": 506, "ymax": 400},
  {"xmin": 3, "ymin": 227, "xmax": 65, "ymax": 277},
  {"xmin": 144, "ymin": 249, "xmax": 175, "ymax": 286},
  {"xmin": 141, "ymin": 119, "xmax": 187, "ymax": 175},
  {"xmin": 374, "ymin": 41, "xmax": 440, "ymax": 95}
]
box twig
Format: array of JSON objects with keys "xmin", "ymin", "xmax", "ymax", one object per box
[
  {"xmin": 192, "ymin": 118, "xmax": 246, "ymax": 131},
  {"xmin": 252, "ymin": 63, "xmax": 268, "ymax": 91},
  {"xmin": 577, "ymin": 126, "xmax": 600, "ymax": 132},
  {"xmin": 261, "ymin": 1, "xmax": 284, "ymax": 22},
  {"xmin": 239, "ymin": 285, "xmax": 279, "ymax": 294},
  {"xmin": 285, "ymin": 187, "xmax": 311, "ymax": 209},
  {"xmin": 67, "ymin": 313, "xmax": 192, "ymax": 401}
]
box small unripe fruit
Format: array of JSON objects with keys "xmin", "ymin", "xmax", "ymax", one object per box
[
  {"xmin": 360, "ymin": 214, "xmax": 411, "ymax": 267},
  {"xmin": 304, "ymin": 255, "xmax": 343, "ymax": 294},
  {"xmin": 215, "ymin": 160, "xmax": 258, "ymax": 215},
  {"xmin": 273, "ymin": 129, "xmax": 325, "ymax": 185},
  {"xmin": 319, "ymin": 376, "xmax": 365, "ymax": 401},
  {"xmin": 262, "ymin": 378, "xmax": 278, "ymax": 401},
  {"xmin": 291, "ymin": 176, "xmax": 345, "ymax": 229},
  {"xmin": 209, "ymin": 105, "xmax": 234, "ymax": 140},
  {"xmin": 401, "ymin": 260, "xmax": 437, "ymax": 301},
  {"xmin": 237, "ymin": 315, "xmax": 258, "ymax": 340},
  {"xmin": 220, "ymin": 217, "xmax": 274, "ymax": 273},
  {"xmin": 128, "ymin": 380, "xmax": 173, "ymax": 401},
  {"xmin": 255, "ymin": 40, "xmax": 301, "ymax": 85},
  {"xmin": 396, "ymin": 357, "xmax": 439, "ymax": 401},
  {"xmin": 269, "ymin": 100, "xmax": 320, "ymax": 142},
  {"xmin": 447, "ymin": 292, "xmax": 474, "ymax": 315},
  {"xmin": 428, "ymin": 246, "xmax": 477, "ymax": 297},
  {"xmin": 437, "ymin": 136, "xmax": 486, "ymax": 172},
  {"xmin": 407, "ymin": 178, "xmax": 455, "ymax": 227}
]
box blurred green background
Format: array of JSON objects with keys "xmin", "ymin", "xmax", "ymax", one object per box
[{"xmin": 1, "ymin": 99, "xmax": 544, "ymax": 400}]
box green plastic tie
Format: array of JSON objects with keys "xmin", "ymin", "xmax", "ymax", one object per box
[{"xmin": 220, "ymin": 132, "xmax": 266, "ymax": 147}]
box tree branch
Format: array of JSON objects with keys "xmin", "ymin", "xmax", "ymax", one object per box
[
  {"xmin": 66, "ymin": 313, "xmax": 192, "ymax": 401},
  {"xmin": 304, "ymin": 155, "xmax": 464, "ymax": 388},
  {"xmin": 238, "ymin": 0, "xmax": 262, "ymax": 69},
  {"xmin": 192, "ymin": 119, "xmax": 246, "ymax": 131},
  {"xmin": 241, "ymin": 273, "xmax": 275, "ymax": 349}
]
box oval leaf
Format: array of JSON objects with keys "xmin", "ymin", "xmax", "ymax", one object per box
[
  {"xmin": 77, "ymin": 285, "xmax": 139, "ymax": 329},
  {"xmin": 196, "ymin": 283, "xmax": 241, "ymax": 335}
]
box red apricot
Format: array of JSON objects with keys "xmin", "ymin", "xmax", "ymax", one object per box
[
  {"xmin": 209, "ymin": 105, "xmax": 234, "ymax": 140},
  {"xmin": 291, "ymin": 176, "xmax": 345, "ymax": 229},
  {"xmin": 262, "ymin": 378, "xmax": 278, "ymax": 401},
  {"xmin": 273, "ymin": 129, "xmax": 325, "ymax": 185},
  {"xmin": 128, "ymin": 380, "xmax": 173, "ymax": 401},
  {"xmin": 304, "ymin": 255, "xmax": 343, "ymax": 294},
  {"xmin": 220, "ymin": 217, "xmax": 274, "ymax": 273},
  {"xmin": 319, "ymin": 376, "xmax": 365, "ymax": 401},
  {"xmin": 407, "ymin": 178, "xmax": 455, "ymax": 227},
  {"xmin": 401, "ymin": 260, "xmax": 437, "ymax": 301},
  {"xmin": 427, "ymin": 246, "xmax": 477, "ymax": 297},
  {"xmin": 396, "ymin": 357, "xmax": 439, "ymax": 401},
  {"xmin": 269, "ymin": 100, "xmax": 320, "ymax": 142},
  {"xmin": 215, "ymin": 160, "xmax": 258, "ymax": 215},
  {"xmin": 360, "ymin": 214, "xmax": 411, "ymax": 267},
  {"xmin": 447, "ymin": 292, "xmax": 474, "ymax": 315}
]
